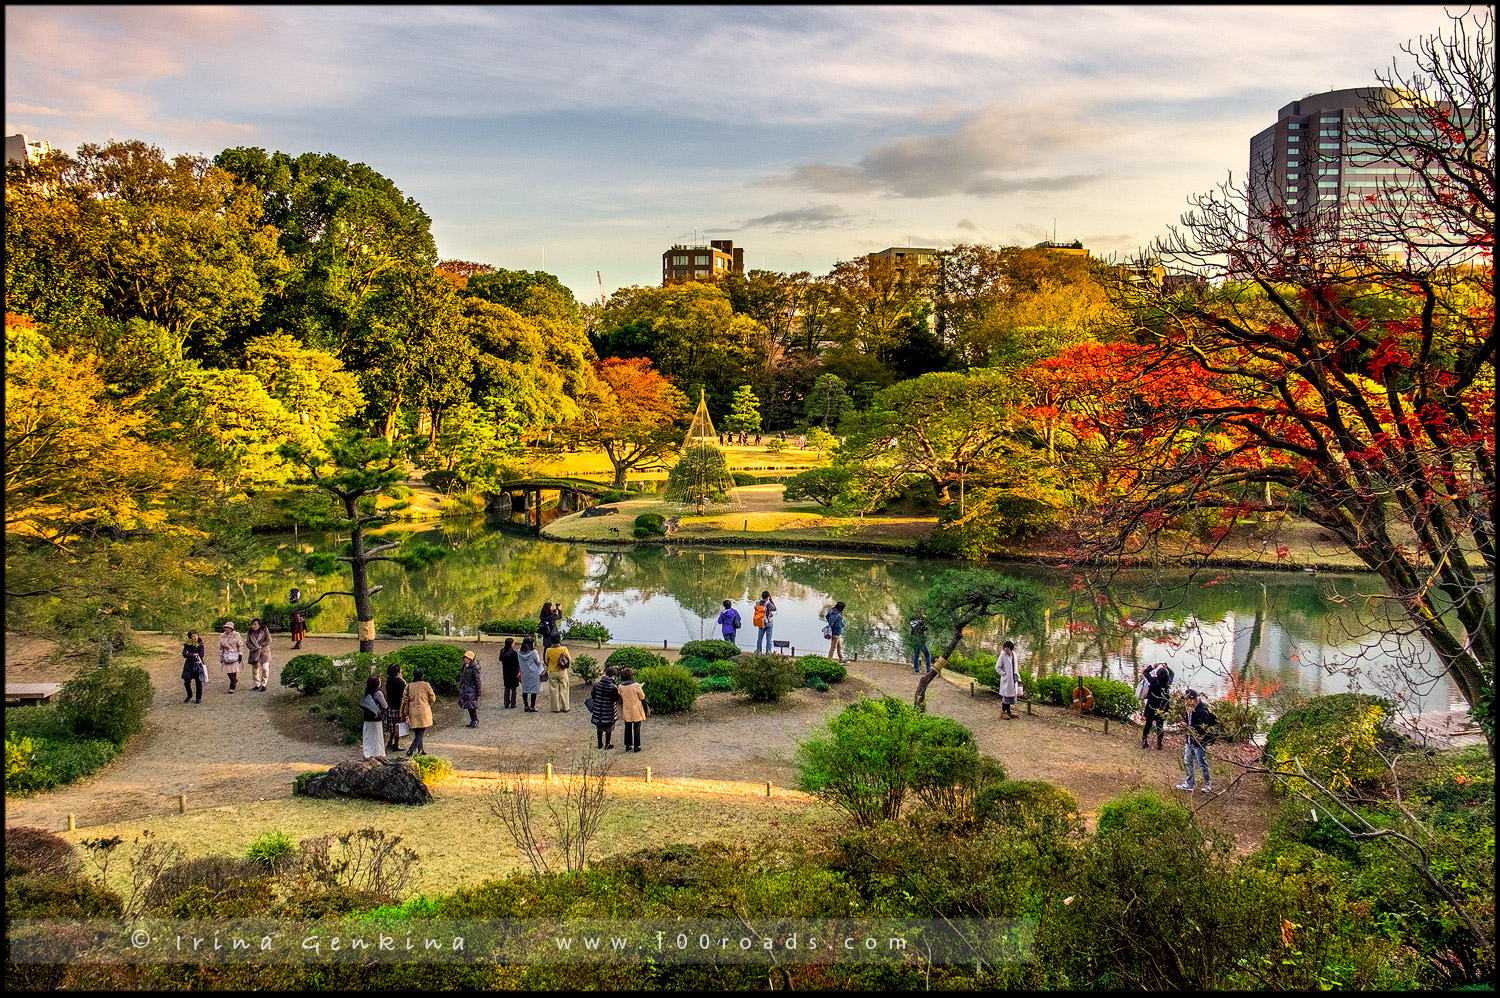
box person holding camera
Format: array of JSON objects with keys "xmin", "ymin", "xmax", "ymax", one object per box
[
  {"xmin": 1176, "ymin": 689, "xmax": 1217, "ymax": 793},
  {"xmin": 1140, "ymin": 663, "xmax": 1174, "ymax": 750}
]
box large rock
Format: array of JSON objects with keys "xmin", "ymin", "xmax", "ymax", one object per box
[
  {"xmin": 581, "ymin": 504, "xmax": 620, "ymax": 518},
  {"xmin": 303, "ymin": 757, "xmax": 432, "ymax": 805}
]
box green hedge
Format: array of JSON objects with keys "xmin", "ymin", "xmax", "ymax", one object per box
[
  {"xmin": 56, "ymin": 663, "xmax": 155, "ymax": 746},
  {"xmin": 604, "ymin": 647, "xmax": 669, "ymax": 673},
  {"xmin": 680, "ymin": 639, "xmax": 741, "ymax": 662},
  {"xmin": 730, "ymin": 654, "xmax": 805, "ymax": 702},
  {"xmin": 797, "ymin": 654, "xmax": 846, "ymax": 683},
  {"xmin": 5, "ymin": 711, "xmax": 121, "ymax": 797},
  {"xmin": 479, "ymin": 616, "xmax": 539, "ymax": 636},
  {"xmin": 637, "ymin": 663, "xmax": 699, "ymax": 714},
  {"xmin": 1020, "ymin": 672, "xmax": 1139, "ymax": 721},
  {"xmin": 564, "ymin": 621, "xmax": 612, "ymax": 647},
  {"xmin": 974, "ymin": 779, "xmax": 1080, "ymax": 835},
  {"xmin": 633, "ymin": 513, "xmax": 666, "ymax": 536},
  {"xmin": 381, "ymin": 609, "xmax": 437, "ymax": 637},
  {"xmin": 279, "ymin": 654, "xmax": 339, "ymax": 695},
  {"xmin": 1096, "ymin": 787, "xmax": 1189, "ymax": 834},
  {"xmin": 706, "ymin": 659, "xmax": 735, "ymax": 678},
  {"xmin": 699, "ymin": 676, "xmax": 733, "ymax": 693},
  {"xmin": 382, "ymin": 644, "xmax": 467, "ymax": 695},
  {"xmin": 677, "ymin": 655, "xmax": 712, "ymax": 678},
  {"xmin": 946, "ymin": 652, "xmax": 1000, "ymax": 689},
  {"xmin": 1265, "ymin": 693, "xmax": 1396, "ymax": 793},
  {"xmin": 731, "ymin": 471, "xmax": 757, "ymax": 487}
]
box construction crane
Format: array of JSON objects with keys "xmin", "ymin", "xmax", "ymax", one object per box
[{"xmin": 597, "ymin": 270, "xmax": 606, "ymax": 306}]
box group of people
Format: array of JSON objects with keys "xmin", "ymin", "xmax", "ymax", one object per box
[
  {"xmin": 714, "ymin": 593, "xmax": 851, "ymax": 663},
  {"xmin": 180, "ymin": 620, "xmax": 275, "ymax": 701}
]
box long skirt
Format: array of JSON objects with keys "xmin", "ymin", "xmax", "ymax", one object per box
[{"xmin": 362, "ymin": 721, "xmax": 386, "ymax": 759}]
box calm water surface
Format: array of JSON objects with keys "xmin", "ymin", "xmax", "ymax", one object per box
[{"xmin": 206, "ymin": 517, "xmax": 1469, "ymax": 714}]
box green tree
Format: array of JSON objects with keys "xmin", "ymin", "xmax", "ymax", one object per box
[
  {"xmin": 724, "ymin": 385, "xmax": 762, "ymax": 435},
  {"xmin": 278, "ymin": 431, "xmax": 420, "ymax": 653},
  {"xmin": 921, "ymin": 569, "xmax": 1046, "ymax": 659},
  {"xmin": 664, "ymin": 443, "xmax": 735, "ymax": 511},
  {"xmin": 803, "ymin": 373, "xmax": 850, "ymax": 428},
  {"xmin": 462, "ymin": 268, "xmax": 582, "ymax": 327},
  {"xmin": 781, "ymin": 466, "xmax": 852, "ymax": 507}
]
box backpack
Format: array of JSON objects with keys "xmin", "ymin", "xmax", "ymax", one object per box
[
  {"xmin": 911, "ymin": 618, "xmax": 927, "ymax": 637},
  {"xmin": 753, "ymin": 603, "xmax": 766, "ymax": 628},
  {"xmin": 732, "ymin": 609, "xmax": 741, "ymax": 630}
]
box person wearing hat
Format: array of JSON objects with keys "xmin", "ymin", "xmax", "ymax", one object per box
[
  {"xmin": 1176, "ymin": 689, "xmax": 1217, "ymax": 794},
  {"xmin": 458, "ymin": 649, "xmax": 482, "ymax": 728},
  {"xmin": 218, "ymin": 622, "xmax": 245, "ymax": 693}
]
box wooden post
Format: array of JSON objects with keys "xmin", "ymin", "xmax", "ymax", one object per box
[
  {"xmin": 663, "ymin": 639, "xmax": 668, "ymax": 650},
  {"xmin": 645, "ymin": 767, "xmax": 652, "ymax": 784},
  {"xmin": 790, "ymin": 646, "xmax": 795, "ymax": 657},
  {"xmin": 1103, "ymin": 718, "xmax": 1110, "ymax": 735},
  {"xmin": 1027, "ymin": 701, "xmax": 1032, "ymax": 715},
  {"xmin": 970, "ymin": 681, "xmax": 975, "ymax": 697},
  {"xmin": 68, "ymin": 814, "xmax": 76, "ymax": 832},
  {"xmin": 766, "ymin": 782, "xmax": 773, "ymax": 798},
  {"xmin": 545, "ymin": 762, "xmax": 553, "ymax": 782},
  {"xmin": 179, "ymin": 794, "xmax": 187, "ymax": 814}
]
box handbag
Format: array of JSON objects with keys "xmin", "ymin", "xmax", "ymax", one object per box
[
  {"xmin": 1134, "ymin": 676, "xmax": 1150, "ymax": 699},
  {"xmin": 821, "ymin": 624, "xmax": 832, "ymax": 639},
  {"xmin": 583, "ymin": 696, "xmax": 596, "ymax": 713},
  {"xmin": 360, "ymin": 694, "xmax": 385, "ymax": 723}
]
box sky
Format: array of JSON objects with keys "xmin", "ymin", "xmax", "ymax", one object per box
[{"xmin": 5, "ymin": 5, "xmax": 1450, "ymax": 302}]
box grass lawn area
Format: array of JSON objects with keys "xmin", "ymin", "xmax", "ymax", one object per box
[
  {"xmin": 532, "ymin": 443, "xmax": 831, "ymax": 480},
  {"xmin": 541, "ymin": 488, "xmax": 934, "ymax": 550}
]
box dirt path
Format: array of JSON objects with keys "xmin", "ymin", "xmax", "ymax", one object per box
[{"xmin": 5, "ymin": 635, "xmax": 1278, "ymax": 851}]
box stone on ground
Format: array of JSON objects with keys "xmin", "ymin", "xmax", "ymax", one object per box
[{"xmin": 303, "ymin": 757, "xmax": 432, "ymax": 805}]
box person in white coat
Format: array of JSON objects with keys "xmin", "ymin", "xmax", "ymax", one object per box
[{"xmin": 995, "ymin": 640, "xmax": 1020, "ymax": 719}]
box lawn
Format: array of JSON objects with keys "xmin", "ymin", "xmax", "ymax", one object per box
[{"xmin": 532, "ymin": 442, "xmax": 831, "ymax": 480}]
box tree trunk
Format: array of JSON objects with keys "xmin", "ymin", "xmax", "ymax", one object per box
[{"xmin": 346, "ymin": 496, "xmax": 375, "ymax": 654}]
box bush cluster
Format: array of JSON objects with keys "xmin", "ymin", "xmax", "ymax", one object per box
[
  {"xmin": 382, "ymin": 643, "xmax": 467, "ymax": 694},
  {"xmin": 730, "ymin": 653, "xmax": 804, "ymax": 702},
  {"xmin": 563, "ymin": 621, "xmax": 612, "ymax": 647},
  {"xmin": 677, "ymin": 655, "xmax": 712, "ymax": 677},
  {"xmin": 381, "ymin": 608, "xmax": 437, "ymax": 637},
  {"xmin": 387, "ymin": 484, "xmax": 414, "ymax": 499},
  {"xmin": 414, "ymin": 754, "xmax": 453, "ymax": 784},
  {"xmin": 705, "ymin": 659, "xmax": 735, "ymax": 678},
  {"xmin": 945, "ymin": 651, "xmax": 1000, "ymax": 688},
  {"xmin": 698, "ymin": 675, "xmax": 733, "ymax": 693},
  {"xmin": 479, "ymin": 615, "xmax": 539, "ymax": 636},
  {"xmin": 637, "ymin": 663, "xmax": 699, "ymax": 714},
  {"xmin": 1095, "ymin": 787, "xmax": 1188, "ymax": 834},
  {"xmin": 604, "ymin": 647, "xmax": 669, "ymax": 673},
  {"xmin": 679, "ymin": 639, "xmax": 741, "ymax": 661},
  {"xmin": 279, "ymin": 653, "xmax": 339, "ymax": 695},
  {"xmin": 1265, "ymin": 693, "xmax": 1396, "ymax": 792},
  {"xmin": 4, "ymin": 711, "xmax": 121, "ymax": 796},
  {"xmin": 633, "ymin": 512, "xmax": 666, "ymax": 536},
  {"xmin": 731, "ymin": 471, "xmax": 757, "ymax": 487},
  {"xmin": 594, "ymin": 489, "xmax": 624, "ymax": 504},
  {"xmin": 421, "ymin": 469, "xmax": 465, "ymax": 493},
  {"xmin": 797, "ymin": 654, "xmax": 846, "ymax": 683},
  {"xmin": 260, "ymin": 600, "xmax": 325, "ymax": 630},
  {"xmin": 56, "ymin": 663, "xmax": 155, "ymax": 746},
  {"xmin": 1021, "ymin": 672, "xmax": 1139, "ymax": 721}
]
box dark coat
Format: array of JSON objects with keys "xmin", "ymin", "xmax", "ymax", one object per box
[
  {"xmin": 1185, "ymin": 701, "xmax": 1217, "ymax": 744},
  {"xmin": 589, "ymin": 676, "xmax": 621, "ymax": 726},
  {"xmin": 384, "ymin": 673, "xmax": 408, "ymax": 719},
  {"xmin": 500, "ymin": 647, "xmax": 521, "ymax": 687},
  {"xmin": 181, "ymin": 642, "xmax": 207, "ymax": 680},
  {"xmin": 1145, "ymin": 665, "xmax": 1174, "ymax": 711},
  {"xmin": 458, "ymin": 662, "xmax": 482, "ymax": 709}
]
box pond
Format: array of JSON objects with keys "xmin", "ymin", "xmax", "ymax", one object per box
[{"xmin": 199, "ymin": 517, "xmax": 1468, "ymax": 714}]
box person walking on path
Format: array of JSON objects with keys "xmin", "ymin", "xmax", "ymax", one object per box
[
  {"xmin": 618, "ymin": 667, "xmax": 648, "ymax": 752},
  {"xmin": 401, "ymin": 668, "xmax": 437, "ymax": 756},
  {"xmin": 218, "ymin": 622, "xmax": 244, "ymax": 693},
  {"xmin": 383, "ymin": 663, "xmax": 407, "ymax": 752},
  {"xmin": 290, "ymin": 610, "xmax": 307, "ymax": 649},
  {"xmin": 589, "ymin": 665, "xmax": 622, "ymax": 749},
  {"xmin": 500, "ymin": 638, "xmax": 521, "ymax": 709},
  {"xmin": 825, "ymin": 601, "xmax": 847, "ymax": 663},
  {"xmin": 181, "ymin": 631, "xmax": 207, "ymax": 703},
  {"xmin": 458, "ymin": 650, "xmax": 483, "ymax": 728},
  {"xmin": 1176, "ymin": 689, "xmax": 1216, "ymax": 794},
  {"xmin": 914, "ymin": 657, "xmax": 946, "ymax": 710},
  {"xmin": 909, "ymin": 611, "xmax": 933, "ymax": 673},
  {"xmin": 753, "ymin": 591, "xmax": 776, "ymax": 654},
  {"xmin": 544, "ymin": 640, "xmax": 573, "ymax": 712},
  {"xmin": 995, "ymin": 641, "xmax": 1020, "ymax": 719},
  {"xmin": 360, "ymin": 676, "xmax": 389, "ymax": 760},
  {"xmin": 1141, "ymin": 663, "xmax": 1174, "ymax": 750},
  {"xmin": 518, "ymin": 637, "xmax": 544, "ymax": 712},
  {"xmin": 717, "ymin": 599, "xmax": 743, "ymax": 648},
  {"xmin": 245, "ymin": 617, "xmax": 272, "ymax": 692}
]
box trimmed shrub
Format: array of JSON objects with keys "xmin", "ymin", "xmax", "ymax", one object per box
[
  {"xmin": 604, "ymin": 647, "xmax": 669, "ymax": 673},
  {"xmin": 974, "ymin": 779, "xmax": 1080, "ymax": 838},
  {"xmin": 245, "ymin": 830, "xmax": 297, "ymax": 872},
  {"xmin": 632, "ymin": 525, "xmax": 652, "ymax": 538},
  {"xmin": 573, "ymin": 654, "xmax": 600, "ymax": 686},
  {"xmin": 30, "ymin": 738, "xmax": 118, "ymax": 791},
  {"xmin": 677, "ymin": 655, "xmax": 712, "ymax": 677},
  {"xmin": 947, "ymin": 652, "xmax": 1000, "ymax": 689},
  {"xmin": 4, "ymin": 826, "xmax": 81, "ymax": 877},
  {"xmin": 1265, "ymin": 693, "xmax": 1396, "ymax": 793},
  {"xmin": 731, "ymin": 470, "xmax": 757, "ymax": 487},
  {"xmin": 479, "ymin": 616, "xmax": 539, "ymax": 636},
  {"xmin": 699, "ymin": 676, "xmax": 733, "ymax": 693},
  {"xmin": 280, "ymin": 653, "xmax": 339, "ymax": 695},
  {"xmin": 680, "ymin": 639, "xmax": 741, "ymax": 662},
  {"xmin": 388, "ymin": 485, "xmax": 414, "ymax": 499},
  {"xmin": 1021, "ymin": 672, "xmax": 1139, "ymax": 721},
  {"xmin": 798, "ymin": 654, "xmax": 846, "ymax": 683},
  {"xmin": 1096, "ymin": 787, "xmax": 1190, "ymax": 835},
  {"xmin": 637, "ymin": 663, "xmax": 699, "ymax": 714},
  {"xmin": 595, "ymin": 489, "xmax": 625, "ymax": 504},
  {"xmin": 706, "ymin": 659, "xmax": 735, "ymax": 678},
  {"xmin": 381, "ymin": 608, "xmax": 437, "ymax": 637},
  {"xmin": 564, "ymin": 621, "xmax": 612, "ymax": 647},
  {"xmin": 633, "ymin": 513, "xmax": 666, "ymax": 536},
  {"xmin": 730, "ymin": 653, "xmax": 805, "ymax": 702},
  {"xmin": 422, "ymin": 469, "xmax": 466, "ymax": 493},
  {"xmin": 805, "ymin": 675, "xmax": 830, "ymax": 692},
  {"xmin": 415, "ymin": 754, "xmax": 453, "ymax": 785},
  {"xmin": 294, "ymin": 770, "xmax": 330, "ymax": 796},
  {"xmin": 382, "ymin": 643, "xmax": 467, "ymax": 694},
  {"xmin": 55, "ymin": 663, "xmax": 154, "ymax": 746}
]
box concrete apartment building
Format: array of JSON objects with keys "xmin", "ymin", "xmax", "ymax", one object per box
[
  {"xmin": 1246, "ymin": 87, "xmax": 1467, "ymax": 244},
  {"xmin": 662, "ymin": 239, "xmax": 743, "ymax": 284},
  {"xmin": 869, "ymin": 246, "xmax": 939, "ymax": 276},
  {"xmin": 5, "ymin": 132, "xmax": 52, "ymax": 169}
]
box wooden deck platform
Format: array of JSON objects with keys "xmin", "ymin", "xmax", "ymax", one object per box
[{"xmin": 5, "ymin": 683, "xmax": 63, "ymax": 705}]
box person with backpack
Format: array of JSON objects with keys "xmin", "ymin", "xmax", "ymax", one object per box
[
  {"xmin": 1176, "ymin": 689, "xmax": 1216, "ymax": 793},
  {"xmin": 824, "ymin": 601, "xmax": 846, "ymax": 663},
  {"xmin": 753, "ymin": 591, "xmax": 777, "ymax": 654},
  {"xmin": 717, "ymin": 599, "xmax": 743, "ymax": 648},
  {"xmin": 995, "ymin": 641, "xmax": 1021, "ymax": 719},
  {"xmin": 617, "ymin": 667, "xmax": 649, "ymax": 752},
  {"xmin": 588, "ymin": 665, "xmax": 623, "ymax": 749},
  {"xmin": 544, "ymin": 639, "xmax": 573, "ymax": 712},
  {"xmin": 909, "ymin": 612, "xmax": 932, "ymax": 673},
  {"xmin": 360, "ymin": 675, "xmax": 389, "ymax": 760},
  {"xmin": 518, "ymin": 636, "xmax": 544, "ymax": 712},
  {"xmin": 181, "ymin": 631, "xmax": 207, "ymax": 703},
  {"xmin": 500, "ymin": 637, "xmax": 521, "ymax": 709},
  {"xmin": 458, "ymin": 650, "xmax": 482, "ymax": 728},
  {"xmin": 1139, "ymin": 663, "xmax": 1174, "ymax": 750}
]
